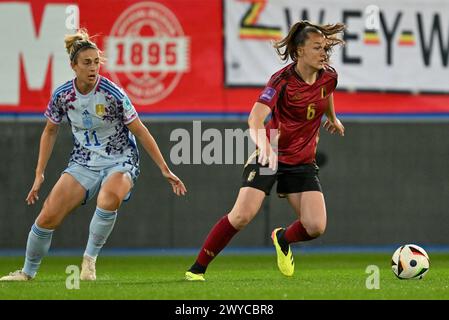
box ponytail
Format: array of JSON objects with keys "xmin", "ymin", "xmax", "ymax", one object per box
[{"xmin": 64, "ymin": 28, "xmax": 103, "ymax": 63}]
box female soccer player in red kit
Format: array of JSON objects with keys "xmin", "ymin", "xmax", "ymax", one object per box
[{"xmin": 185, "ymin": 21, "xmax": 346, "ymax": 281}]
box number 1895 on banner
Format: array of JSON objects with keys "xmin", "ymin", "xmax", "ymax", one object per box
[{"xmin": 106, "ymin": 37, "xmax": 189, "ymax": 73}]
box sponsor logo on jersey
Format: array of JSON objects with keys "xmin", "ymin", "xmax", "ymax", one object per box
[{"xmin": 82, "ymin": 110, "xmax": 93, "ymax": 129}]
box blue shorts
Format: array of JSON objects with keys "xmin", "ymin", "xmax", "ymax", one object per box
[{"xmin": 63, "ymin": 162, "xmax": 139, "ymax": 204}]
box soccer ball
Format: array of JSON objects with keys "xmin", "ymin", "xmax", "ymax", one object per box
[{"xmin": 391, "ymin": 244, "xmax": 430, "ymax": 279}]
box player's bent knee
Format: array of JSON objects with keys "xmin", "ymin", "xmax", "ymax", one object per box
[
  {"xmin": 306, "ymin": 223, "xmax": 326, "ymax": 238},
  {"xmin": 97, "ymin": 191, "xmax": 122, "ymax": 211},
  {"xmin": 228, "ymin": 211, "xmax": 254, "ymax": 230},
  {"xmin": 36, "ymin": 213, "xmax": 60, "ymax": 230}
]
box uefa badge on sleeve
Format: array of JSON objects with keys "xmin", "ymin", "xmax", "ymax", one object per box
[
  {"xmin": 260, "ymin": 87, "xmax": 276, "ymax": 102},
  {"xmin": 123, "ymin": 97, "xmax": 132, "ymax": 111}
]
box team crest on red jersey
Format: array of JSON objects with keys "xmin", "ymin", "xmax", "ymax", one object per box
[{"xmin": 291, "ymin": 93, "xmax": 301, "ymax": 101}]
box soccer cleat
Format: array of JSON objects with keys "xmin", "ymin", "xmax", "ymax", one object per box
[
  {"xmin": 80, "ymin": 255, "xmax": 96, "ymax": 281},
  {"xmin": 185, "ymin": 271, "xmax": 205, "ymax": 281},
  {"xmin": 0, "ymin": 270, "xmax": 33, "ymax": 281},
  {"xmin": 271, "ymin": 228, "xmax": 294, "ymax": 277}
]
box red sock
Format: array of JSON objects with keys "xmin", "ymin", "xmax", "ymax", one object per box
[
  {"xmin": 196, "ymin": 215, "xmax": 239, "ymax": 267},
  {"xmin": 283, "ymin": 220, "xmax": 316, "ymax": 243}
]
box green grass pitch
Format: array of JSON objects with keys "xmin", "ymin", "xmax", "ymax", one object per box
[{"xmin": 0, "ymin": 253, "xmax": 448, "ymax": 300}]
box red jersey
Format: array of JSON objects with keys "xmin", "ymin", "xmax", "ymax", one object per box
[{"xmin": 257, "ymin": 63, "xmax": 338, "ymax": 165}]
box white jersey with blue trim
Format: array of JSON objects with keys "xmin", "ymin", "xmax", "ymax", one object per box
[{"xmin": 45, "ymin": 76, "xmax": 139, "ymax": 170}]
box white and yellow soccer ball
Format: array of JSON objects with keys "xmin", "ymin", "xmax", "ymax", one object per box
[{"xmin": 391, "ymin": 244, "xmax": 430, "ymax": 279}]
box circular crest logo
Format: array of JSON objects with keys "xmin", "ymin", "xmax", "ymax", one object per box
[{"xmin": 106, "ymin": 2, "xmax": 189, "ymax": 105}]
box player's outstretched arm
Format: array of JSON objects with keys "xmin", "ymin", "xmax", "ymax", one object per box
[
  {"xmin": 127, "ymin": 118, "xmax": 187, "ymax": 196},
  {"xmin": 26, "ymin": 120, "xmax": 60, "ymax": 205},
  {"xmin": 323, "ymin": 93, "xmax": 345, "ymax": 136}
]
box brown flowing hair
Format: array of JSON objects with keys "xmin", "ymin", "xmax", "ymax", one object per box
[{"xmin": 274, "ymin": 21, "xmax": 345, "ymax": 63}]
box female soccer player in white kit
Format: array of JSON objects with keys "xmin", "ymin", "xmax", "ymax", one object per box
[{"xmin": 0, "ymin": 29, "xmax": 187, "ymax": 281}]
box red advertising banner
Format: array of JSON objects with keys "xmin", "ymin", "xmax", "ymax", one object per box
[{"xmin": 0, "ymin": 0, "xmax": 448, "ymax": 118}]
